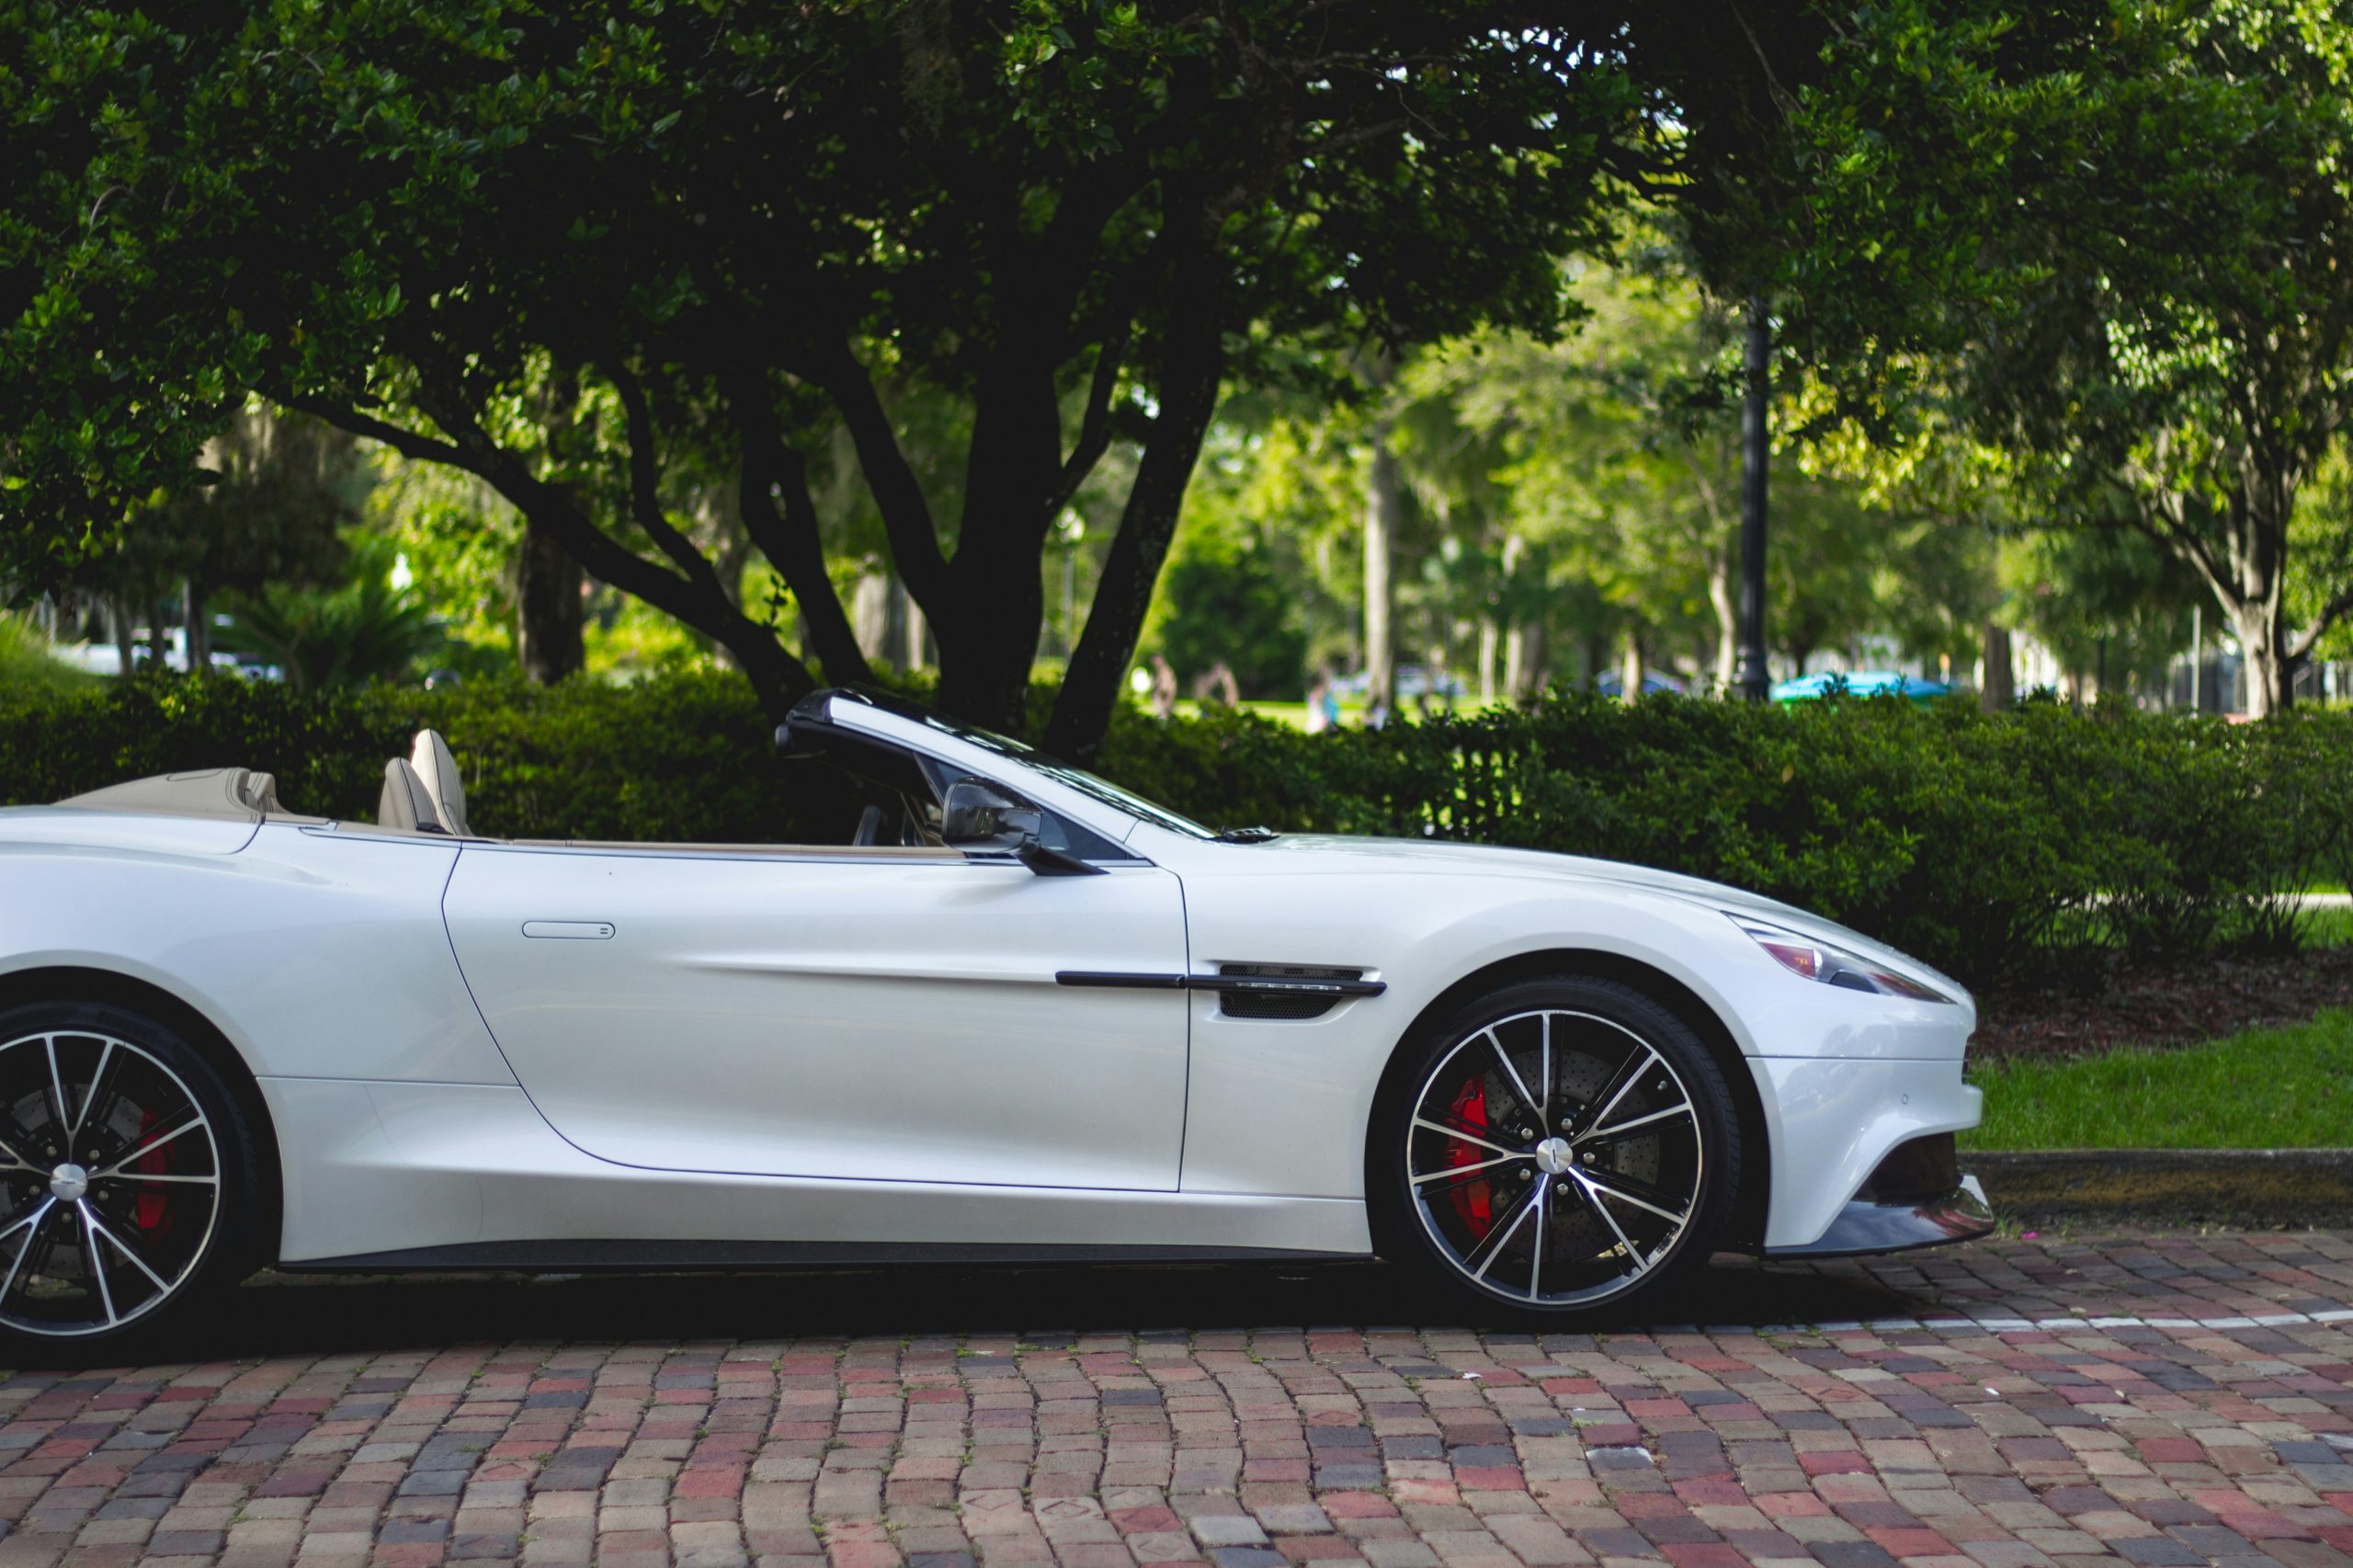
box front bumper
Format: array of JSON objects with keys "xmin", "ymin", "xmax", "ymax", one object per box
[{"xmin": 1749, "ymin": 1056, "xmax": 1987, "ymax": 1251}]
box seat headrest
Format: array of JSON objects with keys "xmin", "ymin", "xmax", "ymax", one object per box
[
  {"xmin": 408, "ymin": 730, "xmax": 472, "ymax": 838},
  {"xmin": 378, "ymin": 758, "xmax": 442, "ymax": 834}
]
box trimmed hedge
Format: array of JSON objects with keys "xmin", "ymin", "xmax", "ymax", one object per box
[{"xmin": 1, "ymin": 670, "xmax": 2345, "ymax": 987}]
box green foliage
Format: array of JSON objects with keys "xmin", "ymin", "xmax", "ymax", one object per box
[
  {"xmin": 1104, "ymin": 692, "xmax": 2339, "ymax": 984},
  {"xmin": 213, "ymin": 538, "xmax": 445, "ymax": 690},
  {"xmin": 0, "ymin": 613, "xmax": 89, "ymax": 695},
  {"xmin": 3, "ymin": 673, "xmax": 2345, "ymax": 990},
  {"xmin": 1964, "ymin": 1008, "xmax": 2353, "ymax": 1150}
]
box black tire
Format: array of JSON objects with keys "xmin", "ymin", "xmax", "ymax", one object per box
[
  {"xmin": 1368, "ymin": 975, "xmax": 1741, "ymax": 1324},
  {"xmin": 0, "ymin": 1000, "xmax": 268, "ymax": 1352}
]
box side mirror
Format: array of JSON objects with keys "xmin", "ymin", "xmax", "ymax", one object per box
[
  {"xmin": 938, "ymin": 776, "xmax": 1104, "ymax": 877},
  {"xmin": 940, "ymin": 777, "xmax": 1034, "ymax": 846}
]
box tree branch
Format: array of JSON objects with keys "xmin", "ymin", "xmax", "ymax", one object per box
[
  {"xmin": 2120, "ymin": 486, "xmax": 2240, "ymax": 611},
  {"xmin": 400, "ymin": 380, "xmax": 818, "ymax": 717},
  {"xmin": 273, "ymin": 392, "xmax": 471, "ymax": 472},
  {"xmin": 817, "ymin": 343, "xmax": 949, "ymax": 607},
  {"xmin": 607, "ymin": 362, "xmax": 737, "ymax": 605},
  {"xmin": 724, "ymin": 369, "xmax": 874, "ymax": 687},
  {"xmin": 2290, "ymin": 582, "xmax": 2353, "ymax": 663},
  {"xmin": 1046, "ymin": 329, "xmax": 1129, "ymax": 517},
  {"xmin": 1047, "ymin": 200, "xmax": 1228, "ymax": 759}
]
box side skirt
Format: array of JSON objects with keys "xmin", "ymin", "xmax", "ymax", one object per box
[{"xmin": 278, "ymin": 1240, "xmax": 1354, "ymax": 1274}]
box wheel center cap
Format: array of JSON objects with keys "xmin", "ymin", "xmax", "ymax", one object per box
[
  {"xmin": 48, "ymin": 1164, "xmax": 87, "ymax": 1204},
  {"xmin": 1533, "ymin": 1137, "xmax": 1574, "ymax": 1176}
]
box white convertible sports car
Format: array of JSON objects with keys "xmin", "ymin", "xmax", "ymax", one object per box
[{"xmin": 0, "ymin": 687, "xmax": 1990, "ymax": 1345}]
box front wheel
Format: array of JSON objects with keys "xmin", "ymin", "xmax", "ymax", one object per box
[
  {"xmin": 0, "ymin": 1001, "xmax": 267, "ymax": 1347},
  {"xmin": 1370, "ymin": 976, "xmax": 1741, "ymax": 1321}
]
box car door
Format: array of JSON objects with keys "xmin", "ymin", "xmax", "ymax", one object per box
[{"xmin": 441, "ymin": 841, "xmax": 1191, "ymax": 1190}]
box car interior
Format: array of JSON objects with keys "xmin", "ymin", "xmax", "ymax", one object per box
[
  {"xmin": 53, "ymin": 722, "xmax": 1116, "ymax": 865},
  {"xmin": 366, "ymin": 726, "xmax": 957, "ymax": 853}
]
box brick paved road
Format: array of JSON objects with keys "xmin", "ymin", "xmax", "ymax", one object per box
[{"xmin": 5, "ymin": 1232, "xmax": 2353, "ymax": 1568}]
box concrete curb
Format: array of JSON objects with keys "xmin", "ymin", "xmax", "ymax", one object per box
[{"xmin": 1971, "ymin": 1148, "xmax": 2353, "ymax": 1227}]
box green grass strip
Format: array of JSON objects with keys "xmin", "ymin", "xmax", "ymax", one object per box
[{"xmin": 1963, "ymin": 1006, "xmax": 2353, "ymax": 1150}]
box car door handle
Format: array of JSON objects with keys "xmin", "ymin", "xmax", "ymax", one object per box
[{"xmin": 521, "ymin": 921, "xmax": 615, "ymax": 940}]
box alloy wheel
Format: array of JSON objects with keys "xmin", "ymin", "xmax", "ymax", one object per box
[
  {"xmin": 0, "ymin": 1030, "xmax": 222, "ymax": 1337},
  {"xmin": 1405, "ymin": 1007, "xmax": 1704, "ymax": 1307}
]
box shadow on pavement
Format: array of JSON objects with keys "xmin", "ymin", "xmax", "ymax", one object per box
[{"xmin": 52, "ymin": 1254, "xmax": 1937, "ymax": 1368}]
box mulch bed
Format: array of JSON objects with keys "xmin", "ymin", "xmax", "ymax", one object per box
[{"xmin": 1972, "ymin": 942, "xmax": 2353, "ymax": 1060}]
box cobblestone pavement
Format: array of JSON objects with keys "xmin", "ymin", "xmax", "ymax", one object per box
[{"xmin": 5, "ymin": 1232, "xmax": 2353, "ymax": 1568}]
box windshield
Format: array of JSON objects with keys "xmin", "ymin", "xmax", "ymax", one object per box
[{"xmin": 831, "ymin": 689, "xmax": 1221, "ymax": 840}]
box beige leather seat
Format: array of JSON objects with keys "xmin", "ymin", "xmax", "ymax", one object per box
[
  {"xmin": 378, "ymin": 759, "xmax": 442, "ymax": 833},
  {"xmin": 408, "ymin": 730, "xmax": 472, "ymax": 837}
]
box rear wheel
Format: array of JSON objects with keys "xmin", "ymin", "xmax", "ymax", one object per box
[
  {"xmin": 0, "ymin": 1002, "xmax": 266, "ymax": 1346},
  {"xmin": 1371, "ymin": 977, "xmax": 1740, "ymax": 1321}
]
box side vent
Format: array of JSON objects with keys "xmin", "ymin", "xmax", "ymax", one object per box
[{"xmin": 1215, "ymin": 963, "xmax": 1375, "ymax": 1021}]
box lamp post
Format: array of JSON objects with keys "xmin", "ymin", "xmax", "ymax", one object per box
[{"xmin": 1733, "ymin": 293, "xmax": 1772, "ymax": 702}]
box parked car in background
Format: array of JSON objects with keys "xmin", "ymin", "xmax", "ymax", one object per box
[
  {"xmin": 1772, "ymin": 671, "xmax": 1951, "ymax": 703},
  {"xmin": 1594, "ymin": 670, "xmax": 1689, "ymax": 699}
]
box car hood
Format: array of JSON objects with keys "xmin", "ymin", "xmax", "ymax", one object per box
[{"xmin": 1246, "ymin": 833, "xmax": 1964, "ymax": 999}]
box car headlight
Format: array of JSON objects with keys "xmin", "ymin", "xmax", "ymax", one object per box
[{"xmin": 1729, "ymin": 915, "xmax": 1955, "ymax": 1003}]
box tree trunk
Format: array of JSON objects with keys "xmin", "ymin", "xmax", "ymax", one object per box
[
  {"xmin": 110, "ymin": 596, "xmax": 136, "ymax": 677},
  {"xmin": 1707, "ymin": 553, "xmax": 1737, "ymax": 694},
  {"xmin": 1506, "ymin": 622, "xmax": 1545, "ymax": 699},
  {"xmin": 2234, "ymin": 600, "xmax": 2290, "ymax": 718},
  {"xmin": 1619, "ymin": 626, "xmax": 1645, "ymax": 701},
  {"xmin": 902, "ymin": 582, "xmax": 928, "ymax": 672},
  {"xmin": 850, "ymin": 572, "xmax": 892, "ymax": 664},
  {"xmin": 184, "ymin": 579, "xmax": 210, "ymax": 673},
  {"xmin": 1980, "ymin": 622, "xmax": 2014, "ymax": 711},
  {"xmin": 517, "ymin": 515, "xmax": 586, "ymax": 685},
  {"xmin": 1363, "ymin": 425, "xmax": 1403, "ymax": 715},
  {"xmin": 1476, "ymin": 619, "xmax": 1498, "ymax": 705}
]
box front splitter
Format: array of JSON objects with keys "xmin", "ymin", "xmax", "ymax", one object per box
[{"xmin": 1761, "ymin": 1174, "xmax": 1995, "ymax": 1259}]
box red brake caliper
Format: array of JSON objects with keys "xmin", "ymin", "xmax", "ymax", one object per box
[
  {"xmin": 131, "ymin": 1109, "xmax": 169, "ymax": 1233},
  {"xmin": 1445, "ymin": 1078, "xmax": 1495, "ymax": 1237}
]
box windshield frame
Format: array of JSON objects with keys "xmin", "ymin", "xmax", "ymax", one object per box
[{"xmin": 810, "ymin": 688, "xmax": 1222, "ymax": 842}]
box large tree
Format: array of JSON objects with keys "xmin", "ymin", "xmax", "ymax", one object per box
[{"xmin": 0, "ymin": 1, "xmax": 1806, "ymax": 751}]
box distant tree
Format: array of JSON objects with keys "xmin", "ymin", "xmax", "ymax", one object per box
[
  {"xmin": 1774, "ymin": 0, "xmax": 2353, "ymax": 714},
  {"xmin": 1418, "ymin": 252, "xmax": 1893, "ymax": 689},
  {"xmin": 81, "ymin": 405, "xmax": 361, "ymax": 671},
  {"xmin": 1149, "ymin": 525, "xmax": 1307, "ymax": 701},
  {"xmin": 1999, "ymin": 528, "xmax": 2203, "ymax": 700}
]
